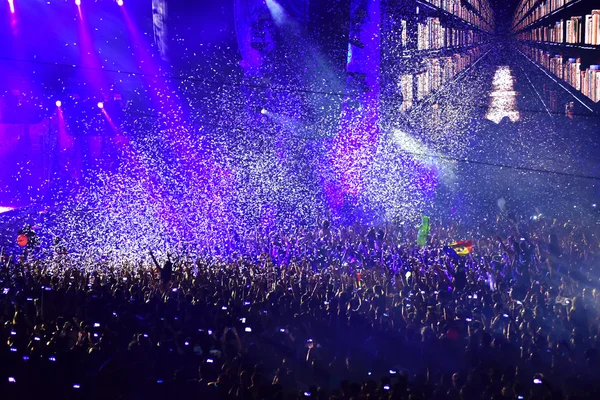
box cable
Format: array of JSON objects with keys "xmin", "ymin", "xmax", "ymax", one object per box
[
  {"xmin": 120, "ymin": 109, "xmax": 600, "ymax": 182},
  {"xmin": 0, "ymin": 55, "xmax": 348, "ymax": 97},
  {"xmin": 0, "ymin": 54, "xmax": 598, "ymax": 118},
  {"xmin": 396, "ymin": 149, "xmax": 600, "ymax": 181}
]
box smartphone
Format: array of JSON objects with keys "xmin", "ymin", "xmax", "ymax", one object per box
[
  {"xmin": 244, "ymin": 327, "xmax": 252, "ymax": 333},
  {"xmin": 503, "ymin": 314, "xmax": 509, "ymax": 318},
  {"xmin": 206, "ymin": 358, "xmax": 214, "ymax": 363},
  {"xmin": 383, "ymin": 385, "xmax": 390, "ymax": 390},
  {"xmin": 466, "ymin": 318, "xmax": 472, "ymax": 322},
  {"xmin": 172, "ymin": 288, "xmax": 178, "ymax": 292},
  {"xmin": 279, "ymin": 328, "xmax": 286, "ymax": 333},
  {"xmin": 533, "ymin": 378, "xmax": 542, "ymax": 385},
  {"xmin": 240, "ymin": 318, "xmax": 246, "ymax": 323},
  {"xmin": 73, "ymin": 384, "xmax": 81, "ymax": 389},
  {"xmin": 389, "ymin": 369, "xmax": 397, "ymax": 375},
  {"xmin": 304, "ymin": 392, "xmax": 311, "ymax": 397},
  {"xmin": 244, "ymin": 301, "xmax": 251, "ymax": 306},
  {"xmin": 324, "ymin": 301, "xmax": 329, "ymax": 305},
  {"xmin": 8, "ymin": 377, "xmax": 16, "ymax": 383},
  {"xmin": 94, "ymin": 323, "xmax": 100, "ymax": 328}
]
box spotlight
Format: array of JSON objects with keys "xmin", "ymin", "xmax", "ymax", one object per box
[
  {"xmin": 117, "ymin": 0, "xmax": 123, "ymax": 5},
  {"xmin": 75, "ymin": 0, "xmax": 81, "ymax": 5},
  {"xmin": 260, "ymin": 108, "xmax": 267, "ymax": 115},
  {"xmin": 97, "ymin": 102, "xmax": 104, "ymax": 109},
  {"xmin": 55, "ymin": 100, "xmax": 62, "ymax": 107},
  {"xmin": 8, "ymin": 0, "xmax": 15, "ymax": 14}
]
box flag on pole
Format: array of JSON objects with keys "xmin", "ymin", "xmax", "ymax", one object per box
[
  {"xmin": 417, "ymin": 215, "xmax": 430, "ymax": 246},
  {"xmin": 449, "ymin": 240, "xmax": 473, "ymax": 256}
]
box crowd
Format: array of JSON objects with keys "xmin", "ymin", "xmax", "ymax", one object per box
[{"xmin": 0, "ymin": 215, "xmax": 599, "ymax": 400}]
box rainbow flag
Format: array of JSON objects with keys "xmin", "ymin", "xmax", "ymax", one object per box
[{"xmin": 449, "ymin": 240, "xmax": 473, "ymax": 256}]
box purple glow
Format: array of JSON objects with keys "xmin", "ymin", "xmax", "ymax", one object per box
[
  {"xmin": 330, "ymin": 0, "xmax": 381, "ymax": 197},
  {"xmin": 8, "ymin": 0, "xmax": 14, "ymax": 14},
  {"xmin": 97, "ymin": 102, "xmax": 104, "ymax": 109},
  {"xmin": 75, "ymin": 3, "xmax": 107, "ymax": 92},
  {"xmin": 55, "ymin": 100, "xmax": 62, "ymax": 107}
]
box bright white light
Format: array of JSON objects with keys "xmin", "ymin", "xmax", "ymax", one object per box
[
  {"xmin": 55, "ymin": 100, "xmax": 62, "ymax": 107},
  {"xmin": 260, "ymin": 108, "xmax": 267, "ymax": 115},
  {"xmin": 97, "ymin": 102, "xmax": 104, "ymax": 109},
  {"xmin": 152, "ymin": 0, "xmax": 169, "ymax": 61},
  {"xmin": 392, "ymin": 129, "xmax": 440, "ymax": 169},
  {"xmin": 265, "ymin": 0, "xmax": 287, "ymax": 26},
  {"xmin": 117, "ymin": 0, "xmax": 123, "ymax": 5},
  {"xmin": 75, "ymin": 0, "xmax": 81, "ymax": 5},
  {"xmin": 0, "ymin": 206, "xmax": 15, "ymax": 214},
  {"xmin": 485, "ymin": 66, "xmax": 521, "ymax": 124},
  {"xmin": 8, "ymin": 0, "xmax": 15, "ymax": 14}
]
